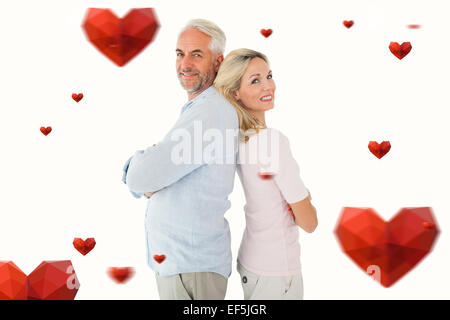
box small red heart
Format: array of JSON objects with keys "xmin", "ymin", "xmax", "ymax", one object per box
[
  {"xmin": 258, "ymin": 172, "xmax": 275, "ymax": 180},
  {"xmin": 343, "ymin": 20, "xmax": 354, "ymax": 28},
  {"xmin": 407, "ymin": 24, "xmax": 421, "ymax": 29},
  {"xmin": 368, "ymin": 141, "xmax": 391, "ymax": 159},
  {"xmin": 40, "ymin": 126, "xmax": 52, "ymax": 136},
  {"xmin": 153, "ymin": 254, "xmax": 166, "ymax": 264},
  {"xmin": 108, "ymin": 267, "xmax": 134, "ymax": 284},
  {"xmin": 260, "ymin": 29, "xmax": 272, "ymax": 38},
  {"xmin": 389, "ymin": 42, "xmax": 412, "ymax": 60},
  {"xmin": 73, "ymin": 237, "xmax": 96, "ymax": 256},
  {"xmin": 72, "ymin": 93, "xmax": 83, "ymax": 102}
]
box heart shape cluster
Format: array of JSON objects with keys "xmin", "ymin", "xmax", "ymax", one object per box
[
  {"xmin": 0, "ymin": 260, "xmax": 79, "ymax": 300},
  {"xmin": 334, "ymin": 207, "xmax": 439, "ymax": 287}
]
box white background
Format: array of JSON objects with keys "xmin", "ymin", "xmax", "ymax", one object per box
[{"xmin": 0, "ymin": 0, "xmax": 449, "ymax": 299}]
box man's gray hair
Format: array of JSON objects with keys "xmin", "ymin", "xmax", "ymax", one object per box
[{"xmin": 181, "ymin": 19, "xmax": 226, "ymax": 56}]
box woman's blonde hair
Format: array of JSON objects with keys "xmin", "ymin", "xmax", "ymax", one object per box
[{"xmin": 214, "ymin": 48, "xmax": 269, "ymax": 143}]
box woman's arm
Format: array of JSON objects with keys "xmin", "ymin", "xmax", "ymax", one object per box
[
  {"xmin": 269, "ymin": 128, "xmax": 318, "ymax": 232},
  {"xmin": 289, "ymin": 191, "xmax": 318, "ymax": 233}
]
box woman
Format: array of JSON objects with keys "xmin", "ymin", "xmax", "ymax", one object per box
[{"xmin": 214, "ymin": 49, "xmax": 318, "ymax": 300}]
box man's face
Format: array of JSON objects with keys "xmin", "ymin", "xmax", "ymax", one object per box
[{"xmin": 176, "ymin": 28, "xmax": 222, "ymax": 100}]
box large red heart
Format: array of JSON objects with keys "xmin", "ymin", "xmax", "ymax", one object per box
[
  {"xmin": 73, "ymin": 237, "xmax": 96, "ymax": 255},
  {"xmin": 368, "ymin": 141, "xmax": 391, "ymax": 159},
  {"xmin": 389, "ymin": 41, "xmax": 412, "ymax": 60},
  {"xmin": 82, "ymin": 8, "xmax": 160, "ymax": 67},
  {"xmin": 334, "ymin": 207, "xmax": 439, "ymax": 287},
  {"xmin": 0, "ymin": 260, "xmax": 80, "ymax": 300}
]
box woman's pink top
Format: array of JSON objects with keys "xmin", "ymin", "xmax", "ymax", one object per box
[{"xmin": 236, "ymin": 127, "xmax": 309, "ymax": 276}]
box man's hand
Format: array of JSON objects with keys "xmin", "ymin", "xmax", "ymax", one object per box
[{"xmin": 144, "ymin": 192, "xmax": 155, "ymax": 198}]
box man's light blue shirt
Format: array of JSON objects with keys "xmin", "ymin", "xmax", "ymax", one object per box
[{"xmin": 122, "ymin": 86, "xmax": 238, "ymax": 278}]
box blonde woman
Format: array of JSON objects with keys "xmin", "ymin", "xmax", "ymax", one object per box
[{"xmin": 214, "ymin": 49, "xmax": 318, "ymax": 300}]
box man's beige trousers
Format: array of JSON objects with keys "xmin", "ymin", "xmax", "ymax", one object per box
[{"xmin": 155, "ymin": 272, "xmax": 228, "ymax": 300}]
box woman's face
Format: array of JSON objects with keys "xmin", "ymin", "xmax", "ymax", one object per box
[{"xmin": 233, "ymin": 57, "xmax": 276, "ymax": 113}]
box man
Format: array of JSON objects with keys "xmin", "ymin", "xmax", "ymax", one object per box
[{"xmin": 122, "ymin": 19, "xmax": 238, "ymax": 300}]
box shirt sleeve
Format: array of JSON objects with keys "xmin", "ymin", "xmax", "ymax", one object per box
[
  {"xmin": 125, "ymin": 99, "xmax": 235, "ymax": 193},
  {"xmin": 272, "ymin": 130, "xmax": 309, "ymax": 204},
  {"xmin": 122, "ymin": 155, "xmax": 145, "ymax": 199}
]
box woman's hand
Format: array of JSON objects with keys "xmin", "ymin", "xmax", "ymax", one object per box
[{"xmin": 287, "ymin": 189, "xmax": 317, "ymax": 233}]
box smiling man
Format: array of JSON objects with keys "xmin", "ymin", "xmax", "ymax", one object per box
[
  {"xmin": 122, "ymin": 19, "xmax": 238, "ymax": 300},
  {"xmin": 176, "ymin": 27, "xmax": 220, "ymax": 100}
]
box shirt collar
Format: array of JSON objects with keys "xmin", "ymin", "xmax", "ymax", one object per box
[{"xmin": 180, "ymin": 86, "xmax": 215, "ymax": 114}]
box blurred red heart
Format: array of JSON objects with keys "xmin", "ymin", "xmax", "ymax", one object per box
[
  {"xmin": 153, "ymin": 255, "xmax": 166, "ymax": 264},
  {"xmin": 335, "ymin": 207, "xmax": 439, "ymax": 287},
  {"xmin": 258, "ymin": 172, "xmax": 275, "ymax": 180},
  {"xmin": 343, "ymin": 20, "xmax": 354, "ymax": 28},
  {"xmin": 389, "ymin": 42, "xmax": 412, "ymax": 59},
  {"xmin": 260, "ymin": 29, "xmax": 272, "ymax": 38},
  {"xmin": 108, "ymin": 267, "xmax": 134, "ymax": 284},
  {"xmin": 73, "ymin": 238, "xmax": 96, "ymax": 256},
  {"xmin": 40, "ymin": 126, "xmax": 52, "ymax": 136},
  {"xmin": 72, "ymin": 93, "xmax": 83, "ymax": 102},
  {"xmin": 368, "ymin": 141, "xmax": 391, "ymax": 159},
  {"xmin": 82, "ymin": 8, "xmax": 160, "ymax": 66}
]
